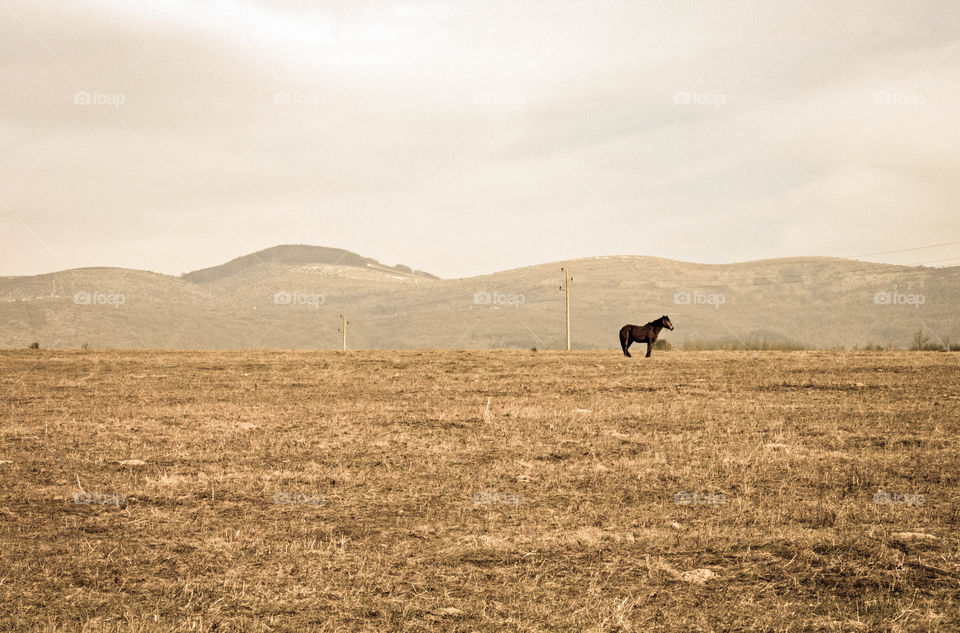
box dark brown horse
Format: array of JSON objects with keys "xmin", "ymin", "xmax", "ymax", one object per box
[{"xmin": 620, "ymin": 315, "xmax": 674, "ymax": 357}]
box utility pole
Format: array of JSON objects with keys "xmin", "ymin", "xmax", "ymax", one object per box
[
  {"xmin": 560, "ymin": 267, "xmax": 572, "ymax": 351},
  {"xmin": 338, "ymin": 314, "xmax": 348, "ymax": 351}
]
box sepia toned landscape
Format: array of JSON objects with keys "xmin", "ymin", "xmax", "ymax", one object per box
[
  {"xmin": 2, "ymin": 349, "xmax": 958, "ymax": 631},
  {"xmin": 5, "ymin": 0, "xmax": 960, "ymax": 630}
]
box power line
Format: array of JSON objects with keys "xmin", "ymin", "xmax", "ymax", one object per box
[
  {"xmin": 846, "ymin": 240, "xmax": 960, "ymax": 258},
  {"xmin": 912, "ymin": 256, "xmax": 960, "ymax": 266}
]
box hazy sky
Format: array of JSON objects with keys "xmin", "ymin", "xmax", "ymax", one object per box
[{"xmin": 2, "ymin": 0, "xmax": 960, "ymax": 278}]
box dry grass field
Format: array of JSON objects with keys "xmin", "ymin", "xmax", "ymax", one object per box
[{"xmin": 1, "ymin": 349, "xmax": 959, "ymax": 632}]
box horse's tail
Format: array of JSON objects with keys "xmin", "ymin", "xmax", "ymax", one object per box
[{"xmin": 619, "ymin": 325, "xmax": 629, "ymax": 350}]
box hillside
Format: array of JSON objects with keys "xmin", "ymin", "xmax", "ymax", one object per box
[
  {"xmin": 1, "ymin": 248, "xmax": 958, "ymax": 350},
  {"xmin": 181, "ymin": 245, "xmax": 438, "ymax": 284}
]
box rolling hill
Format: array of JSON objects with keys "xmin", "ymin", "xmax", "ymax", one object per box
[
  {"xmin": 180, "ymin": 244, "xmax": 439, "ymax": 284},
  {"xmin": 2, "ymin": 246, "xmax": 958, "ymax": 350}
]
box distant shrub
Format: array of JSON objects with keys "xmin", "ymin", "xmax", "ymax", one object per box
[
  {"xmin": 653, "ymin": 339, "xmax": 672, "ymax": 351},
  {"xmin": 81, "ymin": 342, "xmax": 90, "ymax": 350},
  {"xmin": 28, "ymin": 342, "xmax": 39, "ymax": 349},
  {"xmin": 530, "ymin": 347, "xmax": 537, "ymax": 353},
  {"xmin": 937, "ymin": 338, "xmax": 960, "ymax": 351},
  {"xmin": 681, "ymin": 339, "xmax": 806, "ymax": 351}
]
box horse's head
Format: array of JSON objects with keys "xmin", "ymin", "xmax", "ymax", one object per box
[{"xmin": 661, "ymin": 315, "xmax": 674, "ymax": 330}]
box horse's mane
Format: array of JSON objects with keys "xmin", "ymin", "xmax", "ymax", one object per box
[{"xmin": 646, "ymin": 316, "xmax": 666, "ymax": 326}]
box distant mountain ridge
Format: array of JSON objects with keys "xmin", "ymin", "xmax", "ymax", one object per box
[
  {"xmin": 182, "ymin": 245, "xmax": 439, "ymax": 283},
  {"xmin": 1, "ymin": 247, "xmax": 958, "ymax": 350}
]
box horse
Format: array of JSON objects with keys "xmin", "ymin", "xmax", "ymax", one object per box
[{"xmin": 619, "ymin": 315, "xmax": 674, "ymax": 357}]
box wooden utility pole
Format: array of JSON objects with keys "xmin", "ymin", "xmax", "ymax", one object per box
[
  {"xmin": 560, "ymin": 267, "xmax": 572, "ymax": 351},
  {"xmin": 338, "ymin": 314, "xmax": 348, "ymax": 351}
]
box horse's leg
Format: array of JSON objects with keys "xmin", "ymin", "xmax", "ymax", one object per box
[
  {"xmin": 645, "ymin": 341, "xmax": 653, "ymax": 357},
  {"xmin": 620, "ymin": 329, "xmax": 632, "ymax": 357}
]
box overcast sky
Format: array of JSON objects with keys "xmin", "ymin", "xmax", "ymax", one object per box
[{"xmin": 2, "ymin": 0, "xmax": 959, "ymax": 278}]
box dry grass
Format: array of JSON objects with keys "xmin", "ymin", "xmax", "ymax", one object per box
[{"xmin": 1, "ymin": 349, "xmax": 958, "ymax": 632}]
